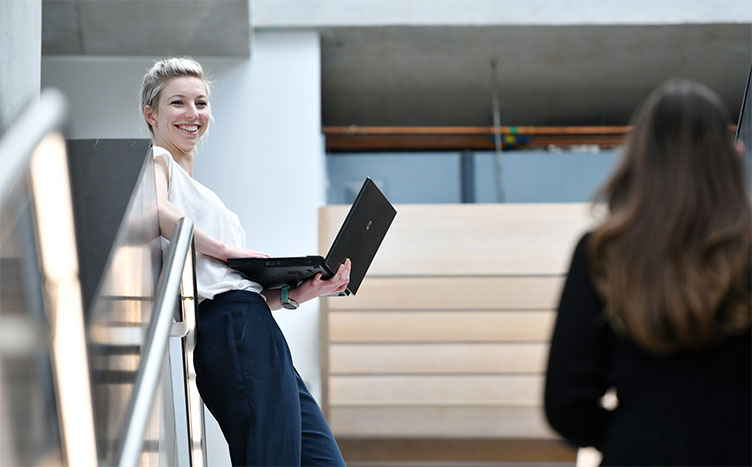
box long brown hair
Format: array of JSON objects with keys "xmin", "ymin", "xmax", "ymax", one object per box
[{"xmin": 591, "ymin": 79, "xmax": 752, "ymax": 353}]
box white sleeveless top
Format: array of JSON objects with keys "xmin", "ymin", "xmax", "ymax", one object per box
[{"xmin": 153, "ymin": 146, "xmax": 263, "ymax": 302}]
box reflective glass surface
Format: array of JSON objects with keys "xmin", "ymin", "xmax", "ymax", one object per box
[{"xmin": 0, "ymin": 179, "xmax": 64, "ymax": 467}]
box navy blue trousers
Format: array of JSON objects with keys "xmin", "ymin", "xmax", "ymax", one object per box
[{"xmin": 193, "ymin": 290, "xmax": 345, "ymax": 467}]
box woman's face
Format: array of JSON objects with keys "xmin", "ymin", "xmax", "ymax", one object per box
[{"xmin": 146, "ymin": 76, "xmax": 210, "ymax": 155}]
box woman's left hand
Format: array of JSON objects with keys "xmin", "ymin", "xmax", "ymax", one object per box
[
  {"xmin": 296, "ymin": 258, "xmax": 351, "ymax": 301},
  {"xmin": 309, "ymin": 258, "xmax": 351, "ymax": 297},
  {"xmin": 272, "ymin": 259, "xmax": 351, "ymax": 310}
]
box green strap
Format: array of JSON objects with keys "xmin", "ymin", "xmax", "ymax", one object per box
[{"xmin": 281, "ymin": 285, "xmax": 290, "ymax": 302}]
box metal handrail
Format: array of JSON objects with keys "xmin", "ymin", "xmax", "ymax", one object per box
[
  {"xmin": 1, "ymin": 87, "xmax": 99, "ymax": 466},
  {"xmin": 116, "ymin": 217, "xmax": 195, "ymax": 467}
]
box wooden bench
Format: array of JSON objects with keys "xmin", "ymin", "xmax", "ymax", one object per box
[{"xmin": 319, "ymin": 203, "xmax": 594, "ymax": 464}]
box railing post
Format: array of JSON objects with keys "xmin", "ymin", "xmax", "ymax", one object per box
[
  {"xmin": 177, "ymin": 242, "xmax": 208, "ymax": 467},
  {"xmin": 116, "ymin": 217, "xmax": 194, "ymax": 467}
]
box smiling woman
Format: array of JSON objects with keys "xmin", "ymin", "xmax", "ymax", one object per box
[{"xmin": 140, "ymin": 57, "xmax": 351, "ymax": 466}]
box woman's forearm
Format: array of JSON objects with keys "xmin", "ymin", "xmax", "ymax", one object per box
[
  {"xmin": 157, "ymin": 200, "xmax": 228, "ymax": 261},
  {"xmin": 192, "ymin": 226, "xmax": 230, "ymax": 261}
]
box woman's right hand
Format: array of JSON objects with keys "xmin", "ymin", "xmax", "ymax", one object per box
[{"xmin": 222, "ymin": 244, "xmax": 271, "ymax": 262}]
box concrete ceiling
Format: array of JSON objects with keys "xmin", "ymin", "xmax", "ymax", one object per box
[
  {"xmin": 42, "ymin": 0, "xmax": 250, "ymax": 56},
  {"xmin": 320, "ymin": 24, "xmax": 752, "ymax": 126}
]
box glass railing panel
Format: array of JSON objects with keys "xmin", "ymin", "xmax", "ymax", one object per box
[
  {"xmin": 0, "ymin": 180, "xmax": 64, "ymax": 467},
  {"xmin": 84, "ymin": 152, "xmax": 177, "ymax": 466}
]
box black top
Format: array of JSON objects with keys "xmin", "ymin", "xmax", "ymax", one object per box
[{"xmin": 545, "ymin": 233, "xmax": 751, "ymax": 466}]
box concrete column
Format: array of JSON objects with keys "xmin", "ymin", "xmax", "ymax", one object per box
[{"xmin": 0, "ymin": 0, "xmax": 41, "ymax": 132}]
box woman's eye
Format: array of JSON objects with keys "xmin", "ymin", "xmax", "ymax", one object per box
[
  {"xmin": 170, "ymin": 100, "xmax": 182, "ymax": 105},
  {"xmin": 197, "ymin": 101, "xmax": 208, "ymax": 108}
]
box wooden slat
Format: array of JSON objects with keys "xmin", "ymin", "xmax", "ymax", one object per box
[
  {"xmin": 319, "ymin": 204, "xmax": 592, "ymax": 276},
  {"xmin": 327, "ymin": 276, "xmax": 564, "ymax": 310},
  {"xmin": 329, "ymin": 343, "xmax": 549, "ymax": 374},
  {"xmin": 322, "ymin": 125, "xmax": 633, "ymax": 135},
  {"xmin": 329, "ymin": 406, "xmax": 557, "ymax": 438},
  {"xmin": 337, "ymin": 438, "xmax": 577, "ymax": 463},
  {"xmin": 323, "ymin": 126, "xmax": 632, "ymax": 151},
  {"xmin": 329, "ymin": 375, "xmax": 543, "ymax": 406},
  {"xmin": 325, "ymin": 134, "xmax": 628, "ymax": 151},
  {"xmin": 329, "ymin": 311, "xmax": 555, "ymax": 342},
  {"xmin": 324, "ymin": 124, "xmax": 733, "ymax": 136}
]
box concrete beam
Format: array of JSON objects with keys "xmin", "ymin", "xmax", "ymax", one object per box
[
  {"xmin": 252, "ymin": 0, "xmax": 752, "ymax": 28},
  {"xmin": 43, "ymin": 0, "xmax": 250, "ymax": 56}
]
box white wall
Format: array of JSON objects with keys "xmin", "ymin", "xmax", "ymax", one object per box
[
  {"xmin": 41, "ymin": 56, "xmax": 153, "ymax": 139},
  {"xmin": 1, "ymin": 0, "xmax": 41, "ymax": 131},
  {"xmin": 41, "ymin": 31, "xmax": 325, "ymax": 467}
]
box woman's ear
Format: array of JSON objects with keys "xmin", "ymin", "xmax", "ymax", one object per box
[{"xmin": 144, "ymin": 105, "xmax": 157, "ymax": 127}]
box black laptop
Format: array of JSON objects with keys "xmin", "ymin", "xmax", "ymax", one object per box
[{"xmin": 227, "ymin": 177, "xmax": 396, "ymax": 295}]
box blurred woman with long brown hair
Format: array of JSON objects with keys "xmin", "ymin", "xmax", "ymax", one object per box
[{"xmin": 545, "ymin": 79, "xmax": 751, "ymax": 466}]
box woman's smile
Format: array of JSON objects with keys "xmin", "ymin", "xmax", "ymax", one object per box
[{"xmin": 177, "ymin": 123, "xmax": 200, "ymax": 134}]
